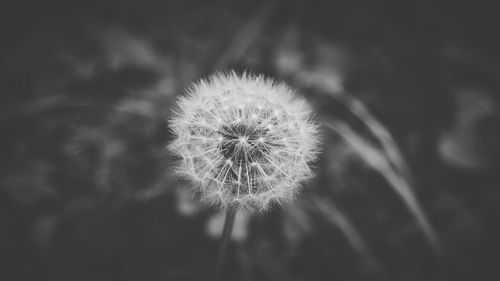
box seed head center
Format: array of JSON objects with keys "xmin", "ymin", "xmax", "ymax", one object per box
[
  {"xmin": 219, "ymin": 124, "xmax": 267, "ymax": 164},
  {"xmin": 239, "ymin": 136, "xmax": 248, "ymax": 144}
]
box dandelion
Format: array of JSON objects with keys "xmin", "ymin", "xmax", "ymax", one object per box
[
  {"xmin": 168, "ymin": 71, "xmax": 320, "ymax": 280},
  {"xmin": 169, "ymin": 71, "xmax": 320, "ymax": 212},
  {"xmin": 169, "ymin": 71, "xmax": 320, "ymax": 211}
]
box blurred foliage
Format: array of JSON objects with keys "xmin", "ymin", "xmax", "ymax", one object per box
[{"xmin": 1, "ymin": 0, "xmax": 500, "ymax": 281}]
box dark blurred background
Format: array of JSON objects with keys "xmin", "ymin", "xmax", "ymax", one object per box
[{"xmin": 1, "ymin": 0, "xmax": 499, "ymax": 280}]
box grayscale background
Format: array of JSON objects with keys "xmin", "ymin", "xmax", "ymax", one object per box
[{"xmin": 1, "ymin": 1, "xmax": 499, "ymax": 280}]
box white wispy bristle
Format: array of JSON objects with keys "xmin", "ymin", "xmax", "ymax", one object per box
[{"xmin": 168, "ymin": 71, "xmax": 320, "ymax": 211}]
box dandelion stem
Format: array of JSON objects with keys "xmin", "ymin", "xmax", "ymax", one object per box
[{"xmin": 214, "ymin": 207, "xmax": 237, "ymax": 281}]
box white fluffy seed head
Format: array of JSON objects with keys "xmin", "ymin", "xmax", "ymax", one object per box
[{"xmin": 168, "ymin": 72, "xmax": 320, "ymax": 211}]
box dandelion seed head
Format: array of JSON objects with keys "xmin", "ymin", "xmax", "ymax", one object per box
[{"xmin": 168, "ymin": 72, "xmax": 320, "ymax": 211}]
